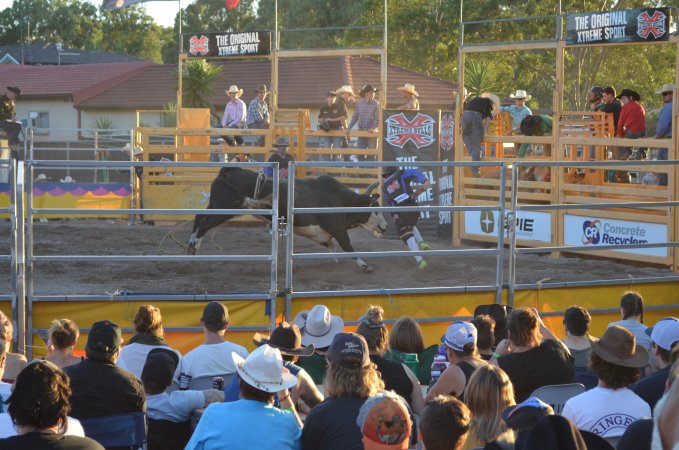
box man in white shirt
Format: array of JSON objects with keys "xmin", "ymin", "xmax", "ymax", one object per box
[
  {"xmin": 177, "ymin": 302, "xmax": 248, "ymax": 388},
  {"xmin": 562, "ymin": 326, "xmax": 651, "ymax": 439}
]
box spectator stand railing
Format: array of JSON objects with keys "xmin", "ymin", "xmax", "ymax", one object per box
[
  {"xmin": 284, "ymin": 160, "xmax": 508, "ymax": 324},
  {"xmin": 508, "ymin": 160, "xmax": 679, "ymax": 312},
  {"xmin": 23, "ymin": 159, "xmax": 281, "ymax": 359}
]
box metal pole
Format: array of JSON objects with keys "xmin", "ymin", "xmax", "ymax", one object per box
[
  {"xmin": 269, "ymin": 166, "xmax": 279, "ymax": 330},
  {"xmin": 495, "ymin": 162, "xmax": 506, "ymax": 304},
  {"xmin": 285, "ymin": 162, "xmax": 294, "ymax": 322},
  {"xmin": 24, "ymin": 161, "xmax": 33, "ymax": 358},
  {"xmin": 13, "ymin": 160, "xmax": 26, "ymax": 355},
  {"xmin": 508, "ymin": 162, "xmax": 520, "ymax": 306}
]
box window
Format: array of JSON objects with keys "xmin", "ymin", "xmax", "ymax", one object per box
[{"xmin": 29, "ymin": 112, "xmax": 49, "ymax": 134}]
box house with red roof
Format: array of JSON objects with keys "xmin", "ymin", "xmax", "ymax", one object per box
[{"xmin": 0, "ymin": 57, "xmax": 456, "ymax": 138}]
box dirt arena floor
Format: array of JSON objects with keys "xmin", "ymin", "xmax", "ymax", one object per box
[{"xmin": 0, "ymin": 219, "xmax": 673, "ymax": 296}]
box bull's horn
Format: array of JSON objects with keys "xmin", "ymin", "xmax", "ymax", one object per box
[{"xmin": 364, "ymin": 182, "xmax": 379, "ymax": 195}]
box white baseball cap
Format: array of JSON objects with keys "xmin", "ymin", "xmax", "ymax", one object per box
[
  {"xmin": 443, "ymin": 321, "xmax": 477, "ymax": 352},
  {"xmin": 646, "ymin": 317, "xmax": 679, "ymax": 351}
]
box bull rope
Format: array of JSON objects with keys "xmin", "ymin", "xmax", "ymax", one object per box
[{"xmin": 157, "ymin": 220, "xmax": 192, "ymax": 255}]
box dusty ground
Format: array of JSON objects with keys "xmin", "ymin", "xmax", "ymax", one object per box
[{"xmin": 0, "ymin": 219, "xmax": 672, "ymax": 296}]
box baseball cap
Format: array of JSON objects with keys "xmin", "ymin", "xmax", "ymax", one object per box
[
  {"xmin": 201, "ymin": 301, "xmax": 229, "ymax": 331},
  {"xmin": 645, "ymin": 317, "xmax": 679, "ymax": 351},
  {"xmin": 502, "ymin": 397, "xmax": 554, "ymax": 430},
  {"xmin": 327, "ymin": 333, "xmax": 370, "ymax": 368},
  {"xmin": 356, "ymin": 391, "xmax": 412, "ymax": 450},
  {"xmin": 443, "ymin": 321, "xmax": 477, "ymax": 352},
  {"xmin": 85, "ymin": 320, "xmax": 122, "ymax": 360},
  {"xmin": 141, "ymin": 347, "xmax": 180, "ymax": 388}
]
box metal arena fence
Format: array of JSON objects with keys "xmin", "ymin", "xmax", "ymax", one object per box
[{"xmin": 3, "ymin": 157, "xmax": 679, "ymax": 356}]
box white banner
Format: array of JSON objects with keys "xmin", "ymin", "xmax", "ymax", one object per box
[
  {"xmin": 563, "ymin": 215, "xmax": 668, "ymax": 257},
  {"xmin": 464, "ymin": 211, "xmax": 552, "ymax": 242},
  {"xmin": 102, "ymin": 0, "xmax": 176, "ymax": 11}
]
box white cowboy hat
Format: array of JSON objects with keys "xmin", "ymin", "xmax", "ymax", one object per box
[
  {"xmin": 225, "ymin": 85, "xmax": 243, "ymax": 96},
  {"xmin": 293, "ymin": 304, "xmax": 344, "ymax": 348},
  {"xmin": 335, "ymin": 85, "xmax": 356, "ymax": 97},
  {"xmin": 232, "ymin": 344, "xmax": 298, "ymax": 393},
  {"xmin": 60, "ymin": 176, "xmax": 75, "ymax": 183},
  {"xmin": 34, "ymin": 173, "xmax": 48, "ymax": 182},
  {"xmin": 656, "ymin": 83, "xmax": 676, "ymax": 94},
  {"xmin": 509, "ymin": 89, "xmax": 532, "ymax": 101},
  {"xmin": 481, "ymin": 92, "xmax": 502, "ymax": 112},
  {"xmin": 397, "ymin": 83, "xmax": 419, "ymax": 97}
]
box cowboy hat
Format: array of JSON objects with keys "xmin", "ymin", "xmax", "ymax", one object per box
[
  {"xmin": 232, "ymin": 344, "xmax": 298, "ymax": 393},
  {"xmin": 60, "ymin": 176, "xmax": 75, "ymax": 183},
  {"xmin": 397, "ymin": 83, "xmax": 419, "ymax": 97},
  {"xmin": 616, "ymin": 89, "xmax": 641, "ymax": 101},
  {"xmin": 359, "ymin": 84, "xmax": 379, "ymax": 97},
  {"xmin": 656, "ymin": 83, "xmax": 675, "ymax": 94},
  {"xmin": 335, "ymin": 85, "xmax": 356, "ymax": 97},
  {"xmin": 34, "ymin": 173, "xmax": 48, "ymax": 182},
  {"xmin": 293, "ymin": 304, "xmax": 344, "ymax": 348},
  {"xmin": 7, "ymin": 86, "xmax": 21, "ymax": 97},
  {"xmin": 481, "ymin": 92, "xmax": 502, "ymax": 111},
  {"xmin": 273, "ymin": 136, "xmax": 289, "ymax": 148},
  {"xmin": 253, "ymin": 322, "xmax": 315, "ymax": 357},
  {"xmin": 225, "ymin": 85, "xmax": 243, "ymax": 96},
  {"xmin": 256, "ymin": 84, "xmax": 270, "ymax": 94},
  {"xmin": 591, "ymin": 325, "xmax": 649, "ymax": 368},
  {"xmin": 509, "ymin": 89, "xmax": 532, "ymax": 102}
]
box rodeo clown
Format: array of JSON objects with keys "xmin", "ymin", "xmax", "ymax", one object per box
[{"xmin": 381, "ymin": 166, "xmax": 432, "ymax": 270}]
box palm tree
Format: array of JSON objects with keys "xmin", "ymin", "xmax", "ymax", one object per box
[
  {"xmin": 181, "ymin": 59, "xmax": 222, "ymax": 110},
  {"xmin": 465, "ymin": 61, "xmax": 503, "ymax": 98}
]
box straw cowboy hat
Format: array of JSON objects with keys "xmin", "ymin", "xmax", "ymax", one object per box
[
  {"xmin": 253, "ymin": 322, "xmax": 315, "ymax": 357},
  {"xmin": 60, "ymin": 176, "xmax": 75, "ymax": 183},
  {"xmin": 293, "ymin": 304, "xmax": 345, "ymax": 348},
  {"xmin": 656, "ymin": 83, "xmax": 676, "ymax": 94},
  {"xmin": 591, "ymin": 325, "xmax": 649, "ymax": 368},
  {"xmin": 509, "ymin": 89, "xmax": 532, "ymax": 101},
  {"xmin": 232, "ymin": 344, "xmax": 298, "ymax": 393},
  {"xmin": 397, "ymin": 83, "xmax": 419, "ymax": 97},
  {"xmin": 225, "ymin": 85, "xmax": 243, "ymax": 96},
  {"xmin": 335, "ymin": 85, "xmax": 356, "ymax": 97}
]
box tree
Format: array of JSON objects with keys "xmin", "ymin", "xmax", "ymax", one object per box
[{"xmin": 182, "ymin": 59, "xmax": 222, "ymax": 113}]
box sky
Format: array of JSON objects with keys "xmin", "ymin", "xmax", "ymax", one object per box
[{"xmin": 0, "ymin": 0, "xmax": 193, "ymax": 28}]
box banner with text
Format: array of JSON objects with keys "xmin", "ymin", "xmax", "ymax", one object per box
[
  {"xmin": 382, "ymin": 110, "xmax": 440, "ymax": 236},
  {"xmin": 184, "ymin": 31, "xmax": 272, "ymax": 58},
  {"xmin": 437, "ymin": 111, "xmax": 455, "ymax": 238},
  {"xmin": 566, "ymin": 8, "xmax": 670, "ymax": 45},
  {"xmin": 563, "ymin": 214, "xmax": 667, "ymax": 257},
  {"xmin": 464, "ymin": 210, "xmax": 552, "ymax": 243}
]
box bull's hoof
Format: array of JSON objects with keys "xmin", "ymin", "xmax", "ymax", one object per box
[{"xmin": 361, "ymin": 265, "xmax": 374, "ymax": 273}]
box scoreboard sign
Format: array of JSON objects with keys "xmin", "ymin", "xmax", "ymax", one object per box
[{"xmin": 185, "ymin": 31, "xmax": 272, "ymax": 57}]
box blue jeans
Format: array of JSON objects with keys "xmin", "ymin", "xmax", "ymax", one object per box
[
  {"xmin": 322, "ymin": 136, "xmax": 344, "ymax": 148},
  {"xmin": 462, "ymin": 110, "xmax": 483, "ymax": 174},
  {"xmin": 357, "ymin": 134, "xmax": 376, "ymax": 149}
]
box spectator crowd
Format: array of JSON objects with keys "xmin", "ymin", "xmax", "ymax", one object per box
[{"xmin": 0, "ymin": 291, "xmax": 677, "ymax": 450}]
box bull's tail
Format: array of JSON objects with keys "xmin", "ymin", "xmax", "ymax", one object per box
[{"xmin": 243, "ymin": 194, "xmax": 273, "ymax": 209}]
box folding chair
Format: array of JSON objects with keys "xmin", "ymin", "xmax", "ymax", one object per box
[
  {"xmin": 147, "ymin": 418, "xmax": 192, "ymax": 450},
  {"xmin": 79, "ymin": 411, "xmax": 146, "ymax": 450},
  {"xmin": 530, "ymin": 383, "xmax": 586, "ymax": 414}
]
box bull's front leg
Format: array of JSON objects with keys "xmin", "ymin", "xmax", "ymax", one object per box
[
  {"xmin": 333, "ymin": 229, "xmax": 372, "ymax": 272},
  {"xmin": 187, "ymin": 214, "xmax": 203, "ymax": 255}
]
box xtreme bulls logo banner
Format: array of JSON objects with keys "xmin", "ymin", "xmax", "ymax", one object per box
[{"xmin": 382, "ymin": 110, "xmax": 439, "ymax": 163}]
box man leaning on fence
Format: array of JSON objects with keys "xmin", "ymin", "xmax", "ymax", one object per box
[
  {"xmin": 0, "ymin": 87, "xmax": 22, "ymax": 158},
  {"xmin": 247, "ymin": 84, "xmax": 270, "ymax": 147}
]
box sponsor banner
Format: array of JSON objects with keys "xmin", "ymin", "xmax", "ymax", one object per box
[
  {"xmin": 464, "ymin": 211, "xmax": 552, "ymax": 242},
  {"xmin": 184, "ymin": 31, "xmax": 272, "ymax": 58},
  {"xmin": 564, "ymin": 215, "xmax": 667, "ymax": 257},
  {"xmin": 437, "ymin": 111, "xmax": 455, "ymax": 237},
  {"xmin": 566, "ymin": 8, "xmax": 670, "ymax": 45},
  {"xmin": 382, "ymin": 110, "xmax": 439, "ymax": 162}
]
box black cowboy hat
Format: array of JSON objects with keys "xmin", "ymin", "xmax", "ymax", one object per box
[
  {"xmin": 616, "ymin": 89, "xmax": 641, "ymax": 102},
  {"xmin": 256, "ymin": 84, "xmax": 269, "ymax": 93},
  {"xmin": 7, "ymin": 86, "xmax": 21, "ymax": 97},
  {"xmin": 253, "ymin": 322, "xmax": 315, "ymax": 357},
  {"xmin": 359, "ymin": 84, "xmax": 380, "ymax": 97}
]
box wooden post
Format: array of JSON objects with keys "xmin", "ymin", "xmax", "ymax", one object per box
[{"xmin": 453, "ymin": 21, "xmax": 465, "ymax": 247}]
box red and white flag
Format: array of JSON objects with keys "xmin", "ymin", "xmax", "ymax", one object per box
[
  {"xmin": 225, "ymin": 0, "xmax": 240, "ymax": 9},
  {"xmin": 102, "ymin": 0, "xmax": 177, "ymax": 11}
]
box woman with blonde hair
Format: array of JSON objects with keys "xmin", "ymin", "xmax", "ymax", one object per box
[
  {"xmin": 117, "ymin": 305, "xmax": 181, "ymax": 379},
  {"xmin": 356, "ymin": 305, "xmax": 425, "ymax": 414},
  {"xmin": 462, "ymin": 365, "xmax": 516, "ymax": 450},
  {"xmin": 0, "ymin": 310, "xmax": 26, "ymax": 383},
  {"xmin": 44, "ymin": 319, "xmax": 81, "ymax": 368},
  {"xmin": 386, "ymin": 316, "xmax": 439, "ymax": 384},
  {"xmin": 302, "ymin": 333, "xmax": 384, "ymax": 450}
]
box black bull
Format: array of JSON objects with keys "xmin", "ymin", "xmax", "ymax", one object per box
[{"xmin": 187, "ymin": 168, "xmax": 388, "ymax": 270}]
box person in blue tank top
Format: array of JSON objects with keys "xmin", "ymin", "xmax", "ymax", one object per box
[{"xmin": 382, "ymin": 167, "xmax": 432, "ymax": 270}]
